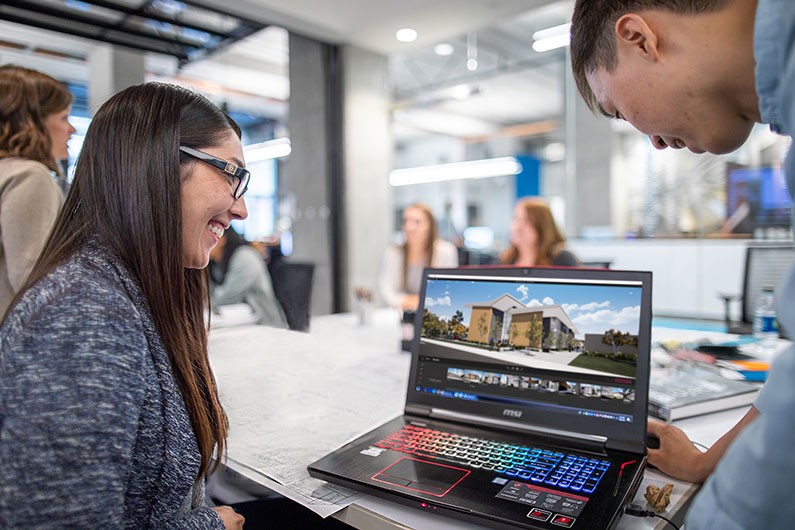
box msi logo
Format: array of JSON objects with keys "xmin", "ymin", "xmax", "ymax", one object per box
[{"xmin": 503, "ymin": 409, "xmax": 523, "ymax": 418}]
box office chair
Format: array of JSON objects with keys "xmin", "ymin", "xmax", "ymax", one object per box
[
  {"xmin": 268, "ymin": 260, "xmax": 315, "ymax": 332},
  {"xmin": 719, "ymin": 243, "xmax": 794, "ymax": 338},
  {"xmin": 581, "ymin": 260, "xmax": 613, "ymax": 269}
]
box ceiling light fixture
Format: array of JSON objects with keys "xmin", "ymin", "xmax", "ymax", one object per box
[
  {"xmin": 532, "ymin": 22, "xmax": 571, "ymax": 53},
  {"xmin": 244, "ymin": 137, "xmax": 291, "ymax": 162},
  {"xmin": 389, "ymin": 157, "xmax": 522, "ymax": 187},
  {"xmin": 466, "ymin": 31, "xmax": 478, "ymax": 71},
  {"xmin": 450, "ymin": 84, "xmax": 472, "ymax": 100},
  {"xmin": 434, "ymin": 42, "xmax": 454, "ymax": 56},
  {"xmin": 396, "ymin": 28, "xmax": 418, "ymax": 42},
  {"xmin": 532, "ymin": 22, "xmax": 571, "ymax": 41}
]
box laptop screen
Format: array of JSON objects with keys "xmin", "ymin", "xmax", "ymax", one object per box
[{"xmin": 407, "ymin": 267, "xmax": 651, "ymax": 447}]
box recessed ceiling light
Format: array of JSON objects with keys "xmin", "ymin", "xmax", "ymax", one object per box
[
  {"xmin": 466, "ymin": 58, "xmax": 478, "ymax": 71},
  {"xmin": 396, "ymin": 28, "xmax": 418, "ymax": 43},
  {"xmin": 434, "ymin": 43, "xmax": 454, "ymax": 56}
]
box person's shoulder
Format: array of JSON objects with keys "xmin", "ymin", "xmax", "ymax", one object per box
[
  {"xmin": 0, "ymin": 157, "xmax": 60, "ymax": 197},
  {"xmin": 1, "ymin": 252, "xmax": 150, "ymax": 381},
  {"xmin": 552, "ymin": 249, "xmax": 580, "ymax": 267},
  {"xmin": 231, "ymin": 244, "xmax": 263, "ymax": 262},
  {"xmin": 433, "ymin": 239, "xmax": 459, "ymax": 266},
  {"xmin": 0, "ymin": 157, "xmax": 53, "ymax": 182},
  {"xmin": 384, "ymin": 244, "xmax": 403, "ymax": 259},
  {"xmin": 3, "ymin": 249, "xmax": 143, "ymax": 344}
]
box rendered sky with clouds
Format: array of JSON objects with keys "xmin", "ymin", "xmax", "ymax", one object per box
[{"xmin": 424, "ymin": 278, "xmax": 641, "ymax": 338}]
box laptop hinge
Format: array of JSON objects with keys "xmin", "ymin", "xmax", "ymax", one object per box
[
  {"xmin": 429, "ymin": 408, "xmax": 607, "ymax": 449},
  {"xmin": 605, "ymin": 439, "xmax": 645, "ymax": 454},
  {"xmin": 404, "ymin": 404, "xmax": 432, "ymax": 417}
]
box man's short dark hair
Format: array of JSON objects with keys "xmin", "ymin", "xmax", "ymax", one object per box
[{"xmin": 571, "ymin": 0, "xmax": 731, "ymax": 113}]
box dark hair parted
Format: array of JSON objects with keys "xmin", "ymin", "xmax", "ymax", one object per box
[
  {"xmin": 15, "ymin": 82, "xmax": 241, "ymax": 478},
  {"xmin": 0, "ymin": 65, "xmax": 73, "ymax": 173},
  {"xmin": 570, "ymin": 0, "xmax": 730, "ymax": 112}
]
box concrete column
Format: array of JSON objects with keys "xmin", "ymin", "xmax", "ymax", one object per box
[
  {"xmin": 284, "ymin": 33, "xmax": 336, "ymax": 315},
  {"xmin": 88, "ymin": 44, "xmax": 146, "ymax": 113},
  {"xmin": 285, "ymin": 36, "xmax": 392, "ymax": 315},
  {"xmin": 564, "ymin": 48, "xmax": 613, "ymax": 237},
  {"xmin": 341, "ymin": 45, "xmax": 392, "ymax": 311}
]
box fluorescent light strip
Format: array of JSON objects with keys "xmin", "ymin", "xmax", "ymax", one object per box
[
  {"xmin": 389, "ymin": 157, "xmax": 521, "ymax": 187},
  {"xmin": 532, "ymin": 33, "xmax": 570, "ymax": 52},
  {"xmin": 244, "ymin": 138, "xmax": 291, "ymax": 162},
  {"xmin": 532, "ymin": 22, "xmax": 571, "ymax": 41}
]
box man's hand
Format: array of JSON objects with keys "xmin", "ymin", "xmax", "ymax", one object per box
[
  {"xmin": 647, "ymin": 406, "xmax": 760, "ymax": 484},
  {"xmin": 647, "ymin": 420, "xmax": 710, "ymax": 483},
  {"xmin": 212, "ymin": 506, "xmax": 245, "ymax": 530}
]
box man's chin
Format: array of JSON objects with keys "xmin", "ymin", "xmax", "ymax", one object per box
[{"xmin": 702, "ymin": 136, "xmax": 752, "ymax": 156}]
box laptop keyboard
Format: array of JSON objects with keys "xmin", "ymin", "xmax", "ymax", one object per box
[{"xmin": 374, "ymin": 425, "xmax": 611, "ymax": 494}]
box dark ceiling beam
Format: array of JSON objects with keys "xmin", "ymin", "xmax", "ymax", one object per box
[
  {"xmin": 177, "ymin": 0, "xmax": 266, "ymax": 28},
  {"xmin": 0, "ymin": 0, "xmax": 208, "ymax": 48},
  {"xmin": 74, "ymin": 0, "xmax": 230, "ymax": 38},
  {"xmin": 0, "ymin": 11, "xmax": 190, "ymax": 60}
]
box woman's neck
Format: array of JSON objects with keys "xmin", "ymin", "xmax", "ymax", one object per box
[
  {"xmin": 406, "ymin": 241, "xmax": 429, "ymax": 264},
  {"xmin": 515, "ymin": 247, "xmax": 536, "ymax": 267}
]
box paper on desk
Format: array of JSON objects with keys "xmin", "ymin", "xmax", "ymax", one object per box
[{"xmin": 209, "ymin": 323, "xmax": 409, "ymax": 517}]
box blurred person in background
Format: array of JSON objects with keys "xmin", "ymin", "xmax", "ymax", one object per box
[
  {"xmin": 500, "ymin": 198, "xmax": 579, "ymax": 267},
  {"xmin": 209, "ymin": 227, "xmax": 287, "ymax": 328},
  {"xmin": 0, "ymin": 65, "xmax": 74, "ymax": 315},
  {"xmin": 380, "ymin": 203, "xmax": 458, "ymax": 312}
]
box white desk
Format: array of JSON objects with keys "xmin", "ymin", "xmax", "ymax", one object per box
[{"xmin": 209, "ymin": 310, "xmax": 758, "ymax": 529}]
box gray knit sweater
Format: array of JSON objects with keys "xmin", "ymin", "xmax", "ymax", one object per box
[{"xmin": 0, "ymin": 238, "xmax": 224, "ymax": 529}]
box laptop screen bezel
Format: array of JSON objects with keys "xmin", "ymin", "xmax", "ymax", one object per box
[{"xmin": 405, "ymin": 266, "xmax": 651, "ymax": 450}]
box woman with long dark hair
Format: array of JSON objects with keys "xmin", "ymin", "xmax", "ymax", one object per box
[
  {"xmin": 0, "ymin": 65, "xmax": 75, "ymax": 315},
  {"xmin": 0, "ymin": 83, "xmax": 246, "ymax": 529}
]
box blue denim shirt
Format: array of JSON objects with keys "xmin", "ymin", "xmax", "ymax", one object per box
[{"xmin": 685, "ymin": 1, "xmax": 795, "ymax": 528}]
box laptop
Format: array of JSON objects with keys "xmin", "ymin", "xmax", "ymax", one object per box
[{"xmin": 309, "ymin": 266, "xmax": 652, "ymax": 529}]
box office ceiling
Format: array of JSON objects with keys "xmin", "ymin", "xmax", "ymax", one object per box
[
  {"xmin": 0, "ymin": 0, "xmax": 573, "ymax": 137},
  {"xmin": 389, "ymin": 1, "xmax": 573, "ymax": 141},
  {"xmin": 214, "ymin": 0, "xmax": 560, "ymax": 54}
]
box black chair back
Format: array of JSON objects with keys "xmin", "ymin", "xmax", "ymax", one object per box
[
  {"xmin": 268, "ymin": 261, "xmax": 315, "ymax": 332},
  {"xmin": 741, "ymin": 243, "xmax": 794, "ymax": 325}
]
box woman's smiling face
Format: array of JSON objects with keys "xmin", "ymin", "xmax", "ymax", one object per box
[{"xmin": 180, "ymin": 130, "xmax": 248, "ymax": 269}]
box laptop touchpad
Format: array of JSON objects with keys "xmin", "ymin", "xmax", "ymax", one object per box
[{"xmin": 372, "ymin": 457, "xmax": 470, "ymax": 497}]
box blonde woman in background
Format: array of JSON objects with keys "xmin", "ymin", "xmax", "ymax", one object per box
[
  {"xmin": 0, "ymin": 65, "xmax": 74, "ymax": 315},
  {"xmin": 501, "ymin": 198, "xmax": 579, "ymax": 267},
  {"xmin": 380, "ymin": 203, "xmax": 458, "ymax": 311}
]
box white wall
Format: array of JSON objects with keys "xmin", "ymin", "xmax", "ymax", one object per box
[{"xmin": 568, "ymin": 239, "xmax": 750, "ymax": 320}]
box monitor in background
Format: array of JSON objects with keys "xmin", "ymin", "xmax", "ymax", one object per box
[{"xmin": 727, "ymin": 167, "xmax": 792, "ymax": 231}]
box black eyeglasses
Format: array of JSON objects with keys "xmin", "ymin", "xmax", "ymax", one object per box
[{"xmin": 179, "ymin": 146, "xmax": 250, "ymax": 199}]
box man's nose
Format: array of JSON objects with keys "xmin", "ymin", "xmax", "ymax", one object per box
[{"xmin": 650, "ymin": 135, "xmax": 669, "ymax": 150}]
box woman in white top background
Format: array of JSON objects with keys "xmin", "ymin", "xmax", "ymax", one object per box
[{"xmin": 380, "ymin": 203, "xmax": 458, "ymax": 311}]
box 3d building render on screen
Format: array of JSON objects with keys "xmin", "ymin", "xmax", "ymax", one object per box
[
  {"xmin": 465, "ymin": 293, "xmax": 579, "ymax": 351},
  {"xmin": 420, "ymin": 279, "xmax": 641, "ymax": 380}
]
